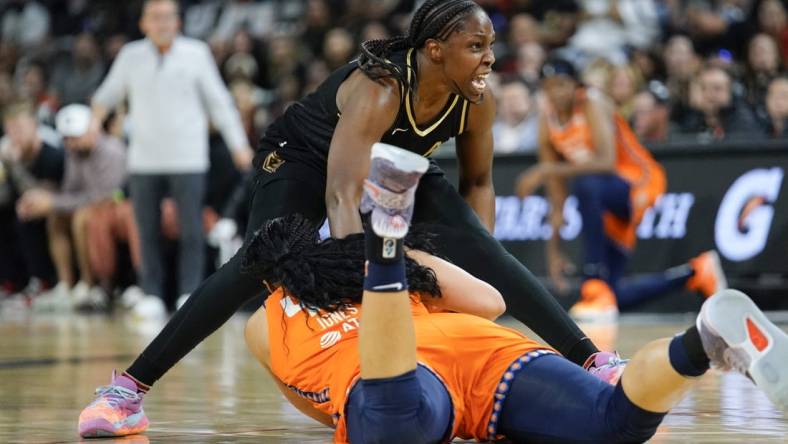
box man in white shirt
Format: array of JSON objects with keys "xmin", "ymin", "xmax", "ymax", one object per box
[{"xmin": 83, "ymin": 0, "xmax": 253, "ymax": 316}]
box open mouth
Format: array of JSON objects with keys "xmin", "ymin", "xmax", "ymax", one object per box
[{"xmin": 470, "ymin": 72, "xmax": 490, "ymax": 95}]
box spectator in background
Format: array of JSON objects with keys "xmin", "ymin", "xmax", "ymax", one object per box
[
  {"xmin": 302, "ymin": 59, "xmax": 331, "ymax": 94},
  {"xmin": 211, "ymin": 0, "xmax": 275, "ymax": 42},
  {"xmin": 360, "ymin": 21, "xmax": 390, "ymax": 43},
  {"xmin": 262, "ymin": 33, "xmax": 304, "ymax": 90},
  {"xmin": 493, "ymin": 77, "xmax": 539, "ymax": 153},
  {"xmin": 0, "ymin": 98, "xmax": 63, "ymax": 299},
  {"xmin": 17, "ymin": 61, "xmax": 58, "ymax": 124},
  {"xmin": 679, "ymin": 65, "xmax": 761, "ymax": 140},
  {"xmin": 757, "ymin": 0, "xmax": 788, "ymax": 63},
  {"xmin": 103, "ymin": 34, "xmax": 129, "ymax": 68},
  {"xmin": 515, "ymin": 41, "xmax": 546, "ymax": 87},
  {"xmin": 302, "ymin": 0, "xmax": 333, "ymax": 56},
  {"xmin": 744, "ymin": 33, "xmax": 782, "ymax": 107},
  {"xmin": 664, "ymin": 35, "xmax": 702, "ymax": 125},
  {"xmin": 685, "ymin": 0, "xmax": 752, "ymax": 56},
  {"xmin": 85, "ymin": 0, "xmax": 253, "ymax": 318},
  {"xmin": 631, "ymin": 81, "xmax": 671, "ymax": 143},
  {"xmin": 51, "ymin": 32, "xmax": 105, "ymax": 106},
  {"xmin": 568, "ymin": 0, "xmax": 660, "ymax": 65},
  {"xmin": 606, "ymin": 63, "xmax": 643, "ymax": 120},
  {"xmin": 323, "ymin": 28, "xmax": 356, "ymax": 71},
  {"xmin": 496, "ymin": 13, "xmax": 539, "ymax": 72},
  {"xmin": 16, "ymin": 104, "xmax": 129, "ymax": 310},
  {"xmin": 1, "ymin": 0, "xmax": 50, "ymax": 50},
  {"xmin": 759, "ymin": 75, "xmax": 788, "ymax": 137}
]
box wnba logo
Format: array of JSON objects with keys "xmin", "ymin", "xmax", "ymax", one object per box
[{"xmin": 714, "ymin": 168, "xmax": 784, "ymax": 262}]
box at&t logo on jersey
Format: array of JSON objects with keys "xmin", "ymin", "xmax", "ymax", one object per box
[{"xmin": 715, "ymin": 167, "xmax": 784, "ymax": 262}]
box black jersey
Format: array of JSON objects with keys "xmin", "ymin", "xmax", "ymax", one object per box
[{"xmin": 258, "ymin": 48, "xmax": 472, "ymax": 175}]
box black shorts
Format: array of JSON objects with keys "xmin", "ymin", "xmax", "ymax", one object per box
[{"xmin": 246, "ymin": 146, "xmax": 328, "ymax": 241}]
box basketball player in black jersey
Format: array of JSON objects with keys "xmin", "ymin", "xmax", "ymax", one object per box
[{"xmin": 79, "ymin": 1, "xmax": 611, "ymax": 437}]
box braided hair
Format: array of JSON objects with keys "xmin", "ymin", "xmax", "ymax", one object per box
[
  {"xmin": 241, "ymin": 214, "xmax": 442, "ymax": 314},
  {"xmin": 358, "ymin": 0, "xmax": 481, "ymax": 91}
]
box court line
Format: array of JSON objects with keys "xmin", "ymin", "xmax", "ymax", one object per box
[{"xmin": 0, "ymin": 353, "xmax": 136, "ymax": 370}]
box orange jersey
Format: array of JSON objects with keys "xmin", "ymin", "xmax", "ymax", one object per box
[
  {"xmin": 265, "ymin": 288, "xmax": 549, "ymax": 443},
  {"xmin": 544, "ymin": 89, "xmax": 667, "ymax": 248}
]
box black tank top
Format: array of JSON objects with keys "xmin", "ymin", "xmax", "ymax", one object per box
[{"xmin": 257, "ymin": 48, "xmax": 472, "ymax": 176}]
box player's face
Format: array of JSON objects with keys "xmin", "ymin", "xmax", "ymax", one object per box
[
  {"xmin": 542, "ymin": 75, "xmax": 578, "ymax": 113},
  {"xmin": 440, "ymin": 9, "xmax": 496, "ymax": 104}
]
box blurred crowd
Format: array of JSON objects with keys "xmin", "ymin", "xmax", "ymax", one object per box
[{"xmin": 0, "ymin": 0, "xmax": 786, "ymax": 314}]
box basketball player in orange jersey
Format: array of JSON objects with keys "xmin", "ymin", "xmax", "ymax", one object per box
[
  {"xmin": 516, "ymin": 57, "xmax": 727, "ymax": 323},
  {"xmin": 244, "ymin": 145, "xmax": 788, "ymax": 443},
  {"xmin": 80, "ymin": 2, "xmax": 619, "ymax": 438}
]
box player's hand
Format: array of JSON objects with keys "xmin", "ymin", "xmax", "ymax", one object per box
[
  {"xmin": 77, "ymin": 120, "xmax": 100, "ymax": 149},
  {"xmin": 515, "ymin": 165, "xmax": 544, "ymax": 198},
  {"xmin": 232, "ymin": 146, "xmax": 254, "ymax": 171},
  {"xmin": 547, "ymin": 246, "xmax": 574, "ymax": 293},
  {"xmin": 16, "ymin": 188, "xmax": 53, "ymax": 220}
]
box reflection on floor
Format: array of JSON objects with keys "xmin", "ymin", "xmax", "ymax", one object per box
[{"xmin": 1, "ymin": 309, "xmax": 786, "ymax": 443}]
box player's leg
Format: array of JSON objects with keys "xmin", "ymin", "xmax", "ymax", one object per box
[
  {"xmin": 569, "ymin": 174, "xmax": 631, "ymax": 321},
  {"xmin": 411, "ymin": 173, "xmax": 598, "ymax": 366},
  {"xmin": 78, "ymin": 165, "xmax": 327, "ymax": 438},
  {"xmin": 128, "ymin": 174, "xmax": 167, "ymax": 299},
  {"xmin": 349, "ymin": 144, "xmax": 449, "ymax": 444},
  {"xmin": 32, "ymin": 213, "xmax": 74, "ymax": 310},
  {"xmin": 168, "ymin": 172, "xmax": 207, "ymax": 297},
  {"xmin": 46, "ymin": 213, "xmax": 74, "ymax": 288},
  {"xmin": 495, "ymin": 289, "xmax": 788, "ymax": 442},
  {"xmin": 612, "ymin": 242, "xmax": 692, "ymax": 309}
]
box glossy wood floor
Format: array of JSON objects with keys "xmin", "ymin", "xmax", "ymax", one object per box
[{"xmin": 1, "ymin": 306, "xmax": 786, "ymax": 443}]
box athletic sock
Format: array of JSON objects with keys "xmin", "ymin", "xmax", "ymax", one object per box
[
  {"xmin": 122, "ymin": 371, "xmax": 151, "ymax": 394},
  {"xmin": 363, "ymin": 222, "xmax": 406, "ymax": 293},
  {"xmin": 668, "ymin": 325, "xmax": 710, "ymax": 377}
]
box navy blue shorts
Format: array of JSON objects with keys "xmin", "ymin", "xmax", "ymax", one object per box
[
  {"xmin": 345, "ymin": 365, "xmax": 452, "ymax": 444},
  {"xmin": 344, "ymin": 354, "xmax": 665, "ymax": 444}
]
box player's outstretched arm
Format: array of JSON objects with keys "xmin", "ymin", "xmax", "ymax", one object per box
[{"xmin": 408, "ymin": 249, "xmax": 505, "ymax": 320}]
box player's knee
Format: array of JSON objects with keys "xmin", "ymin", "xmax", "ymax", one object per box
[
  {"xmin": 574, "ymin": 175, "xmax": 605, "ymax": 199},
  {"xmin": 604, "ymin": 384, "xmax": 664, "ymax": 443}
]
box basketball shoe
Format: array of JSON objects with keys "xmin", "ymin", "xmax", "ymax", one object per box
[
  {"xmin": 697, "ymin": 289, "xmax": 788, "ymax": 410},
  {"xmin": 583, "ymin": 351, "xmax": 628, "ymax": 385},
  {"xmin": 686, "ymin": 250, "xmax": 727, "ymax": 298},
  {"xmin": 569, "ymin": 279, "xmax": 619, "ymax": 323},
  {"xmin": 78, "ymin": 371, "xmax": 149, "ymax": 438},
  {"xmin": 361, "ymin": 143, "xmax": 429, "ymax": 238}
]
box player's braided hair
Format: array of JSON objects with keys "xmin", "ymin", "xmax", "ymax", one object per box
[
  {"xmin": 241, "ymin": 214, "xmax": 441, "ymax": 313},
  {"xmin": 358, "ymin": 0, "xmax": 481, "ymax": 90}
]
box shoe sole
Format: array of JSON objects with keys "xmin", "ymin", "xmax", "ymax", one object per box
[
  {"xmin": 79, "ymin": 417, "xmax": 148, "ymax": 438},
  {"xmin": 706, "ymin": 250, "xmax": 728, "ymax": 294},
  {"xmin": 371, "ymin": 143, "xmax": 429, "ymax": 174},
  {"xmin": 699, "ymin": 289, "xmax": 788, "ymax": 410}
]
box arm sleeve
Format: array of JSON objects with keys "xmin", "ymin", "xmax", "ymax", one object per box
[
  {"xmin": 196, "ymin": 45, "xmax": 249, "ymax": 152},
  {"xmin": 92, "ymin": 46, "xmax": 130, "ymax": 110}
]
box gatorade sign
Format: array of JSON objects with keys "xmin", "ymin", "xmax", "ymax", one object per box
[{"xmin": 714, "ymin": 168, "xmax": 784, "ymax": 262}]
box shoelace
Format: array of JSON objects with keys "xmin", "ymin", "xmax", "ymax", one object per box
[
  {"xmin": 591, "ymin": 356, "xmax": 630, "ymax": 374},
  {"xmin": 94, "ymin": 385, "xmax": 140, "ymax": 408}
]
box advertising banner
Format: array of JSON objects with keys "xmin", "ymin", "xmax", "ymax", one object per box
[{"xmin": 435, "ymin": 149, "xmax": 788, "ymax": 281}]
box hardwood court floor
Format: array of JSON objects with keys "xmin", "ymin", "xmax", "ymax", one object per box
[{"xmin": 1, "ymin": 307, "xmax": 786, "ymax": 444}]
